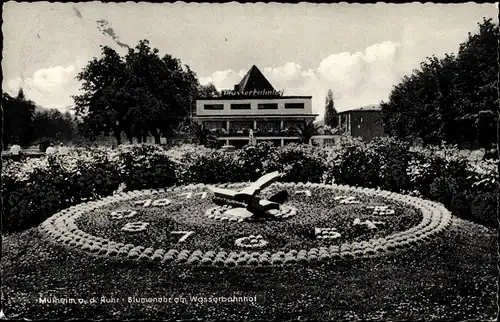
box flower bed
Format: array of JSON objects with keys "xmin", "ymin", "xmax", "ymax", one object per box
[
  {"xmin": 39, "ymin": 182, "xmax": 451, "ymax": 267},
  {"xmin": 3, "ymin": 141, "xmax": 497, "ymax": 233}
]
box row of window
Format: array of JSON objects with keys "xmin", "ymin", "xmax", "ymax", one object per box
[{"xmin": 204, "ymin": 103, "xmax": 305, "ymax": 110}]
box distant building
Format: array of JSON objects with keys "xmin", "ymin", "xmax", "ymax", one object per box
[
  {"xmin": 338, "ymin": 105, "xmax": 384, "ymax": 141},
  {"xmin": 194, "ymin": 65, "xmax": 318, "ymax": 147}
]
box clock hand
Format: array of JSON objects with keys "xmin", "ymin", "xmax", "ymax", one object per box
[
  {"xmin": 234, "ymin": 171, "xmax": 281, "ymax": 203},
  {"xmin": 207, "ymin": 186, "xmax": 238, "ymax": 201},
  {"xmin": 252, "ymin": 171, "xmax": 281, "ymax": 191}
]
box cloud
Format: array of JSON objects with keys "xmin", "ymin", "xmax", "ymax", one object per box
[
  {"xmin": 4, "ymin": 41, "xmax": 403, "ymax": 117},
  {"xmin": 200, "ymin": 41, "xmax": 402, "ymax": 117},
  {"xmin": 4, "ymin": 61, "xmax": 83, "ymax": 112},
  {"xmin": 264, "ymin": 62, "xmax": 302, "ymax": 81},
  {"xmin": 199, "ymin": 69, "xmax": 246, "ymax": 89}
]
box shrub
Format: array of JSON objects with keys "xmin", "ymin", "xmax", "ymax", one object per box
[
  {"xmin": 118, "ymin": 144, "xmax": 177, "ymax": 190},
  {"xmin": 470, "ymin": 188, "xmax": 499, "ymax": 228},
  {"xmin": 264, "ymin": 144, "xmax": 327, "ymax": 183},
  {"xmin": 429, "ymin": 176, "xmax": 461, "ymax": 206},
  {"xmin": 181, "ymin": 149, "xmax": 241, "ymax": 184},
  {"xmin": 234, "ymin": 142, "xmax": 277, "ymax": 181},
  {"xmin": 327, "ymin": 143, "xmax": 380, "ymax": 188},
  {"xmin": 2, "ymin": 140, "xmax": 498, "ymax": 233},
  {"xmin": 369, "ymin": 137, "xmax": 411, "ymax": 192},
  {"xmin": 450, "ymin": 192, "xmax": 472, "ymax": 222},
  {"xmin": 3, "ymin": 159, "xmax": 71, "ymax": 232}
]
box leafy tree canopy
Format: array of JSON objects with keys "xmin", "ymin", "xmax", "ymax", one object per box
[
  {"xmin": 381, "ymin": 18, "xmax": 498, "ymax": 149},
  {"xmin": 72, "ymin": 40, "xmax": 205, "ymax": 144}
]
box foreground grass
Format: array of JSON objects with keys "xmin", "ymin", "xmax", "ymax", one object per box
[{"xmin": 2, "ymin": 217, "xmax": 497, "ymax": 320}]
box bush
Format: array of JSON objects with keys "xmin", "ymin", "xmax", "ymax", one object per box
[
  {"xmin": 369, "ymin": 137, "xmax": 411, "ymax": 192},
  {"xmin": 181, "ymin": 149, "xmax": 241, "ymax": 184},
  {"xmin": 327, "ymin": 143, "xmax": 381, "ymax": 188},
  {"xmin": 450, "ymin": 192, "xmax": 472, "ymax": 223},
  {"xmin": 2, "ymin": 140, "xmax": 498, "ymax": 233},
  {"xmin": 264, "ymin": 144, "xmax": 327, "ymax": 183},
  {"xmin": 3, "ymin": 159, "xmax": 74, "ymax": 232},
  {"xmin": 234, "ymin": 142, "xmax": 277, "ymax": 181},
  {"xmin": 118, "ymin": 144, "xmax": 177, "ymax": 190},
  {"xmin": 470, "ymin": 189, "xmax": 499, "ymax": 228},
  {"xmin": 429, "ymin": 176, "xmax": 462, "ymax": 206}
]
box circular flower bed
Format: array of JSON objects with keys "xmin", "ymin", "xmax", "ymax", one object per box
[{"xmin": 39, "ymin": 182, "xmax": 452, "ymax": 267}]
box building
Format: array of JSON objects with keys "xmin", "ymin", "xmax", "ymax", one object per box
[
  {"xmin": 337, "ymin": 105, "xmax": 384, "ymax": 141},
  {"xmin": 194, "ymin": 65, "xmax": 318, "ymax": 147}
]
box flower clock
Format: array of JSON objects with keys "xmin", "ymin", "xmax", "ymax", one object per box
[{"xmin": 40, "ymin": 171, "xmax": 452, "ymax": 268}]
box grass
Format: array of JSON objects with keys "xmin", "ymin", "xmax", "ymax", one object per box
[{"xmin": 2, "ymin": 216, "xmax": 497, "ymax": 320}]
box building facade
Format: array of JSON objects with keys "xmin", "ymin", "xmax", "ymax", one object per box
[
  {"xmin": 338, "ymin": 105, "xmax": 384, "ymax": 141},
  {"xmin": 194, "ymin": 65, "xmax": 317, "ymax": 147}
]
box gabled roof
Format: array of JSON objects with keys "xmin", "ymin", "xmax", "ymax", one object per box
[{"xmin": 237, "ymin": 65, "xmax": 276, "ymax": 92}]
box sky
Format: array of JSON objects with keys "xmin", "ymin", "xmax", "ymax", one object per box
[{"xmin": 2, "ymin": 2, "xmax": 498, "ymax": 118}]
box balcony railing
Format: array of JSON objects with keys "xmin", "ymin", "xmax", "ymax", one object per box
[{"xmin": 208, "ymin": 128, "xmax": 297, "ymax": 137}]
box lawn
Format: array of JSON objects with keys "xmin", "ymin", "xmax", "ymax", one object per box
[{"xmin": 2, "ymin": 216, "xmax": 497, "ymax": 320}]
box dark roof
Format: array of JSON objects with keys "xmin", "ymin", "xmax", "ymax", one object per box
[{"xmin": 237, "ymin": 65, "xmax": 276, "ymax": 92}]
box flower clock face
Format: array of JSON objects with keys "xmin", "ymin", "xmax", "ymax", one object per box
[{"xmin": 40, "ymin": 174, "xmax": 452, "ymax": 268}]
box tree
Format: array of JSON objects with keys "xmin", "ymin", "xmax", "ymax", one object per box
[
  {"xmin": 454, "ymin": 18, "xmax": 498, "ymax": 149},
  {"xmin": 324, "ymin": 89, "xmax": 338, "ymax": 128},
  {"xmin": 381, "ymin": 18, "xmax": 498, "ymax": 148},
  {"xmin": 2, "ymin": 89, "xmax": 36, "ymax": 148},
  {"xmin": 32, "ymin": 108, "xmax": 79, "ymax": 142},
  {"xmin": 198, "ymin": 83, "xmax": 220, "ymax": 98},
  {"xmin": 474, "ymin": 110, "xmax": 497, "ymax": 150},
  {"xmin": 292, "ymin": 120, "xmax": 322, "ymax": 144},
  {"xmin": 73, "ymin": 45, "xmax": 127, "ymax": 144},
  {"xmin": 73, "ymin": 40, "xmax": 202, "ymax": 145}
]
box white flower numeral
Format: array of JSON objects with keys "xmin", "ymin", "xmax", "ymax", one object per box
[
  {"xmin": 134, "ymin": 198, "xmax": 172, "ymax": 207},
  {"xmin": 110, "ymin": 210, "xmax": 137, "ymax": 220},
  {"xmin": 315, "ymin": 228, "xmax": 341, "ymax": 240},
  {"xmin": 121, "ymin": 221, "xmax": 149, "ymax": 232},
  {"xmin": 171, "ymin": 231, "xmax": 194, "ymax": 243},
  {"xmin": 334, "ymin": 196, "xmax": 360, "ymax": 204},
  {"xmin": 235, "ymin": 235, "xmax": 268, "ymax": 249},
  {"xmin": 178, "ymin": 192, "xmax": 207, "ymax": 199},
  {"xmin": 295, "ymin": 190, "xmax": 312, "ymax": 197},
  {"xmin": 367, "ymin": 206, "xmax": 395, "ymax": 215},
  {"xmin": 353, "ymin": 218, "xmax": 384, "ymax": 230}
]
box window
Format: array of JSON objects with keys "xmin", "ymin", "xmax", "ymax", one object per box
[
  {"xmin": 230, "ymin": 104, "xmax": 251, "ymax": 110},
  {"xmin": 258, "ymin": 103, "xmax": 278, "ymax": 110},
  {"xmin": 284, "ymin": 103, "xmax": 304, "ymax": 109},
  {"xmin": 204, "ymin": 104, "xmax": 224, "ymax": 110}
]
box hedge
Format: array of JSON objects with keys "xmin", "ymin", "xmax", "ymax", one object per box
[{"xmin": 2, "ymin": 141, "xmax": 498, "ymax": 233}]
